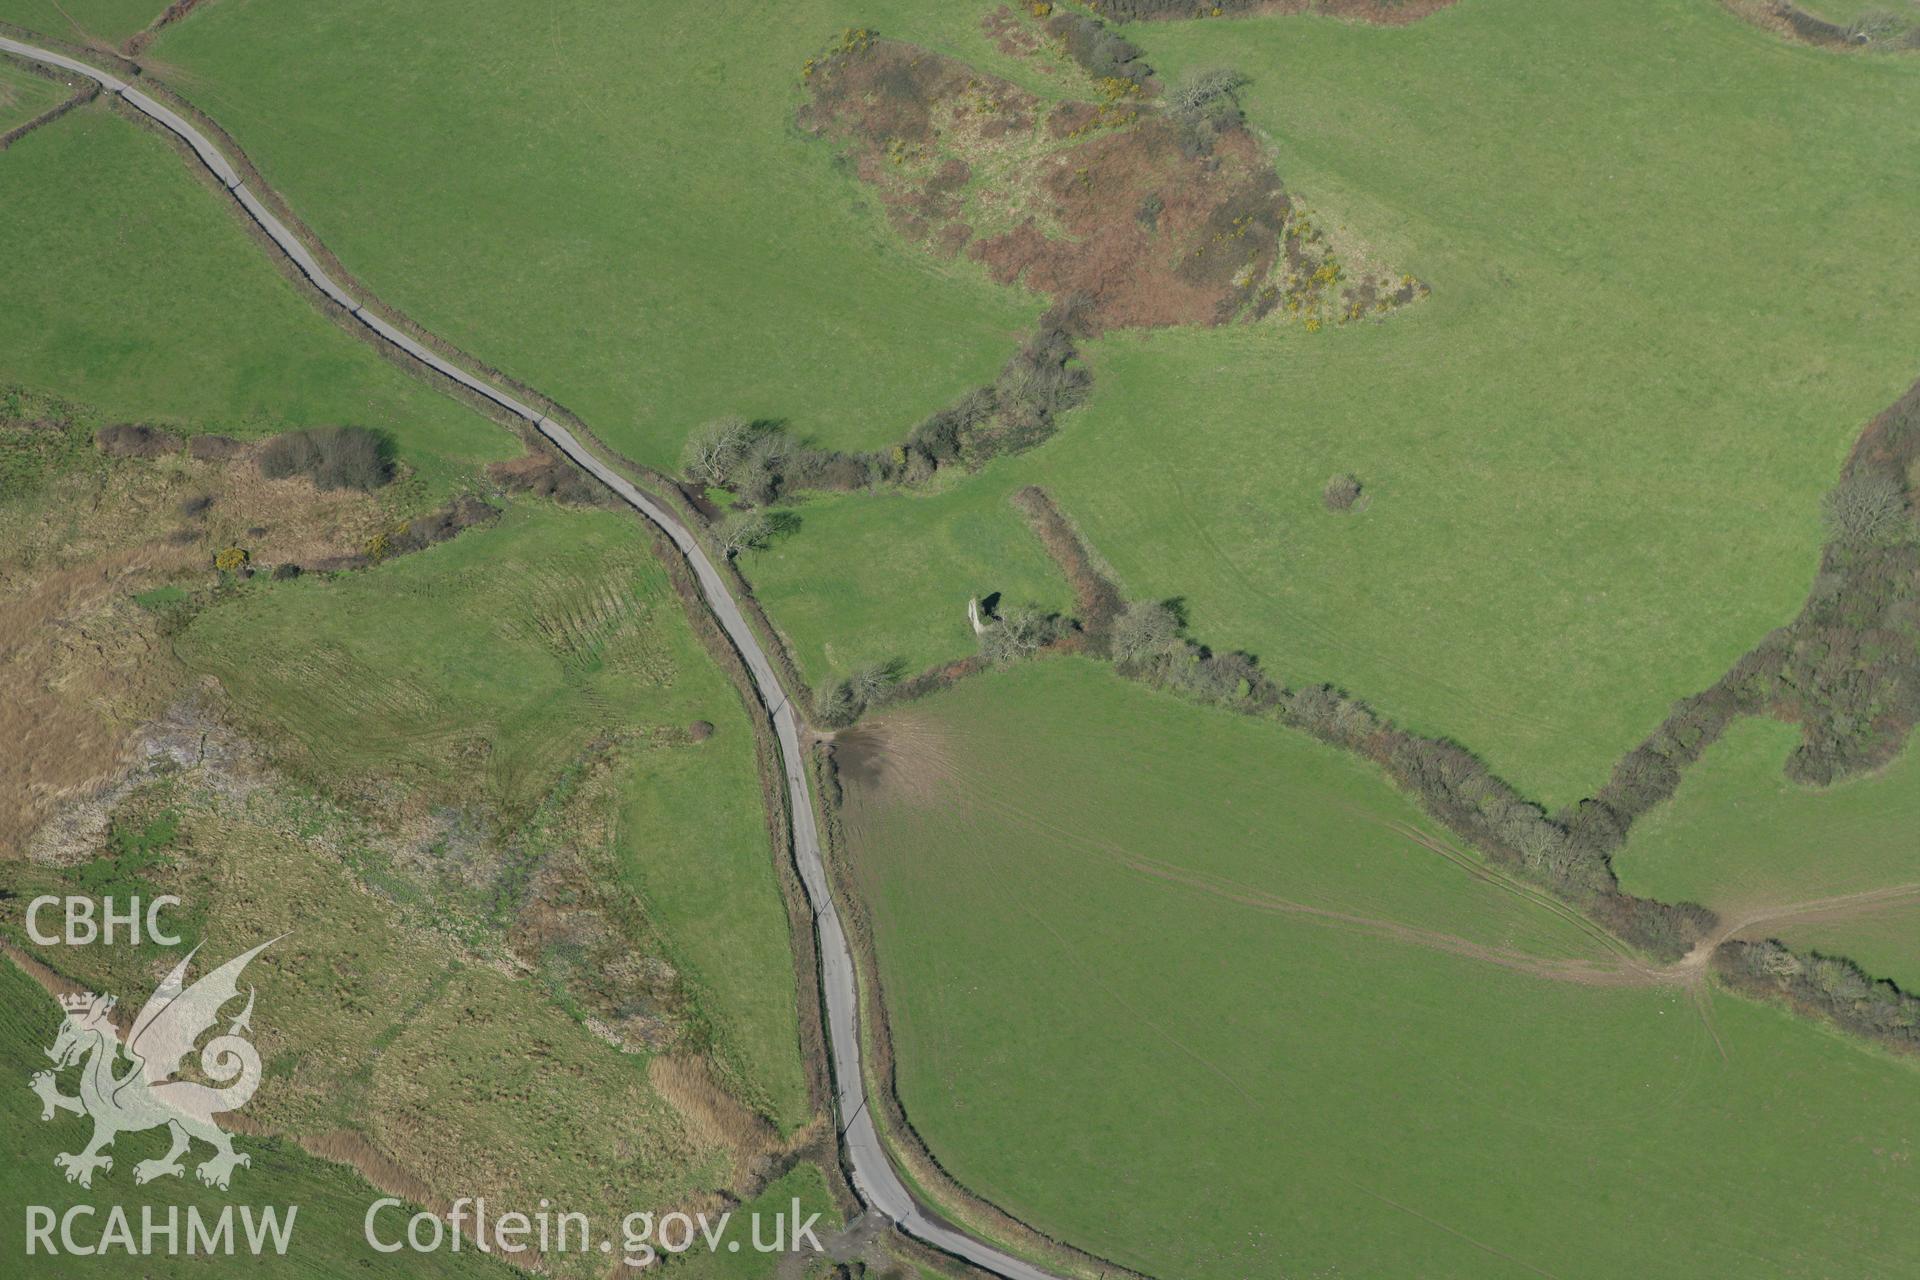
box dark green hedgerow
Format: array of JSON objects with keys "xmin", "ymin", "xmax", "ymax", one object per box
[
  {"xmin": 681, "ymin": 305, "xmax": 1092, "ymax": 505},
  {"xmin": 1716, "ymin": 940, "xmax": 1920, "ymax": 1052}
]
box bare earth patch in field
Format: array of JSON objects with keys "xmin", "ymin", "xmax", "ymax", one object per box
[{"xmin": 831, "ymin": 714, "xmax": 962, "ymax": 811}]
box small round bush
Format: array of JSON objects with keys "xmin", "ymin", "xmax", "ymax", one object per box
[{"xmin": 1322, "ymin": 472, "xmax": 1364, "ymax": 512}]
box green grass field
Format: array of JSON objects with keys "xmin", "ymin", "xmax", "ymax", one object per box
[
  {"xmin": 0, "ymin": 960, "xmax": 515, "ymax": 1278},
  {"xmin": 743, "ymin": 463, "xmax": 1074, "ymax": 687},
  {"xmin": 1613, "ymin": 717, "xmax": 1920, "ymax": 980},
  {"xmin": 666, "ymin": 1162, "xmax": 840, "ymax": 1280},
  {"xmin": 738, "ymin": 0, "xmax": 1920, "ymax": 809},
  {"xmin": 0, "ymin": 0, "xmax": 162, "ymax": 46},
  {"xmin": 0, "ymin": 56, "xmax": 67, "ymax": 132},
  {"xmin": 843, "ymin": 660, "xmax": 1920, "ymax": 1279},
  {"xmin": 128, "ymin": 0, "xmax": 1920, "ymax": 804},
  {"xmin": 1800, "ymin": 0, "xmax": 1920, "ymax": 26},
  {"xmin": 1615, "ymin": 718, "xmax": 1920, "ymax": 908},
  {"xmin": 148, "ymin": 0, "xmax": 1044, "ymax": 469},
  {"xmin": 0, "ymin": 104, "xmax": 511, "ymax": 497},
  {"xmin": 175, "ymin": 503, "xmax": 809, "ymax": 1128}
]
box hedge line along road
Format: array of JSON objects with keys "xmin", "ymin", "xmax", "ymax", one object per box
[{"xmin": 0, "ymin": 33, "xmax": 1067, "ymax": 1280}]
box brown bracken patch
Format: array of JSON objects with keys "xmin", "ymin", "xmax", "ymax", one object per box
[{"xmin": 799, "ymin": 27, "xmax": 1424, "ymax": 334}]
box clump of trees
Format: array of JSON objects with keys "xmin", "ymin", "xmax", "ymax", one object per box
[
  {"xmin": 1088, "ymin": 0, "xmax": 1265, "ymax": 19},
  {"xmin": 977, "ymin": 603, "xmax": 1067, "ymax": 664},
  {"xmin": 1771, "ymin": 434, "xmax": 1920, "ymax": 782},
  {"xmin": 681, "ymin": 415, "xmax": 885, "ymax": 505},
  {"xmin": 907, "ymin": 322, "xmax": 1092, "ymax": 470},
  {"xmin": 814, "ymin": 660, "xmax": 903, "ymax": 728},
  {"xmin": 1166, "ymin": 68, "xmax": 1246, "ymax": 118},
  {"xmin": 1045, "ymin": 12, "xmax": 1151, "ymax": 91},
  {"xmin": 257, "ymin": 425, "xmax": 392, "ymax": 491},
  {"xmin": 681, "ymin": 416, "xmax": 756, "ymax": 489},
  {"xmin": 1110, "ymin": 599, "xmax": 1180, "ymax": 663},
  {"xmin": 1165, "ymin": 66, "xmax": 1248, "ymax": 154},
  {"xmin": 717, "ymin": 511, "xmax": 777, "ymax": 558},
  {"xmin": 95, "ymin": 423, "xmax": 182, "ymax": 458}
]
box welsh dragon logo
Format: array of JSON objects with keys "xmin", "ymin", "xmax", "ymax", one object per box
[{"xmin": 29, "ymin": 938, "xmax": 278, "ymax": 1191}]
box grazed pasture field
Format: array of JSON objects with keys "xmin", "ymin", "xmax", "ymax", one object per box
[
  {"xmin": 0, "ymin": 55, "xmax": 66, "ymax": 132},
  {"xmin": 146, "ymin": 0, "xmax": 1042, "ymax": 467},
  {"xmin": 0, "ymin": 0, "xmax": 163, "ymax": 47},
  {"xmin": 0, "ymin": 106, "xmax": 511, "ymax": 496},
  {"xmin": 746, "ymin": 462, "xmax": 1074, "ymax": 687},
  {"xmin": 746, "ymin": 0, "xmax": 1920, "ymax": 806},
  {"xmin": 1615, "ymin": 718, "xmax": 1920, "ymax": 979},
  {"xmin": 841, "ymin": 661, "xmax": 1920, "ymax": 1280}
]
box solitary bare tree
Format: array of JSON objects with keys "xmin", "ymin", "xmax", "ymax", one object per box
[
  {"xmin": 682, "ymin": 416, "xmax": 754, "ymax": 488},
  {"xmin": 1167, "ymin": 68, "xmax": 1248, "ymax": 120},
  {"xmin": 1822, "ymin": 469, "xmax": 1911, "ymax": 549},
  {"xmin": 718, "ymin": 511, "xmax": 775, "ymax": 558},
  {"xmin": 849, "ymin": 660, "xmax": 901, "ymax": 706}
]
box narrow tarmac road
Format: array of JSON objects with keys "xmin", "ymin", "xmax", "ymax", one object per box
[{"xmin": 0, "ymin": 34, "xmax": 1066, "ymax": 1280}]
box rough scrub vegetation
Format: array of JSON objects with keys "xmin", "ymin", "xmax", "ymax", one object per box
[
  {"xmin": 256, "ymin": 424, "xmax": 393, "ymax": 491},
  {"xmin": 799, "ymin": 21, "xmax": 1426, "ymax": 336}
]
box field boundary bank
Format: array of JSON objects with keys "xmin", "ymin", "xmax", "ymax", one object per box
[
  {"xmin": 0, "ymin": 32, "xmax": 1070, "ymax": 1280},
  {"xmin": 1719, "ymin": 0, "xmax": 1920, "ymax": 51},
  {"xmin": 126, "ymin": 0, "xmax": 210, "ymax": 58},
  {"xmin": 998, "ymin": 474, "xmax": 1920, "ymax": 1053},
  {"xmin": 1084, "ymin": 0, "xmax": 1458, "ymax": 27},
  {"xmin": 0, "ymin": 47, "xmax": 97, "ymax": 149}
]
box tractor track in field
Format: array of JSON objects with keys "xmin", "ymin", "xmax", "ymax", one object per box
[{"xmin": 0, "ymin": 32, "xmax": 1069, "ymax": 1280}]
